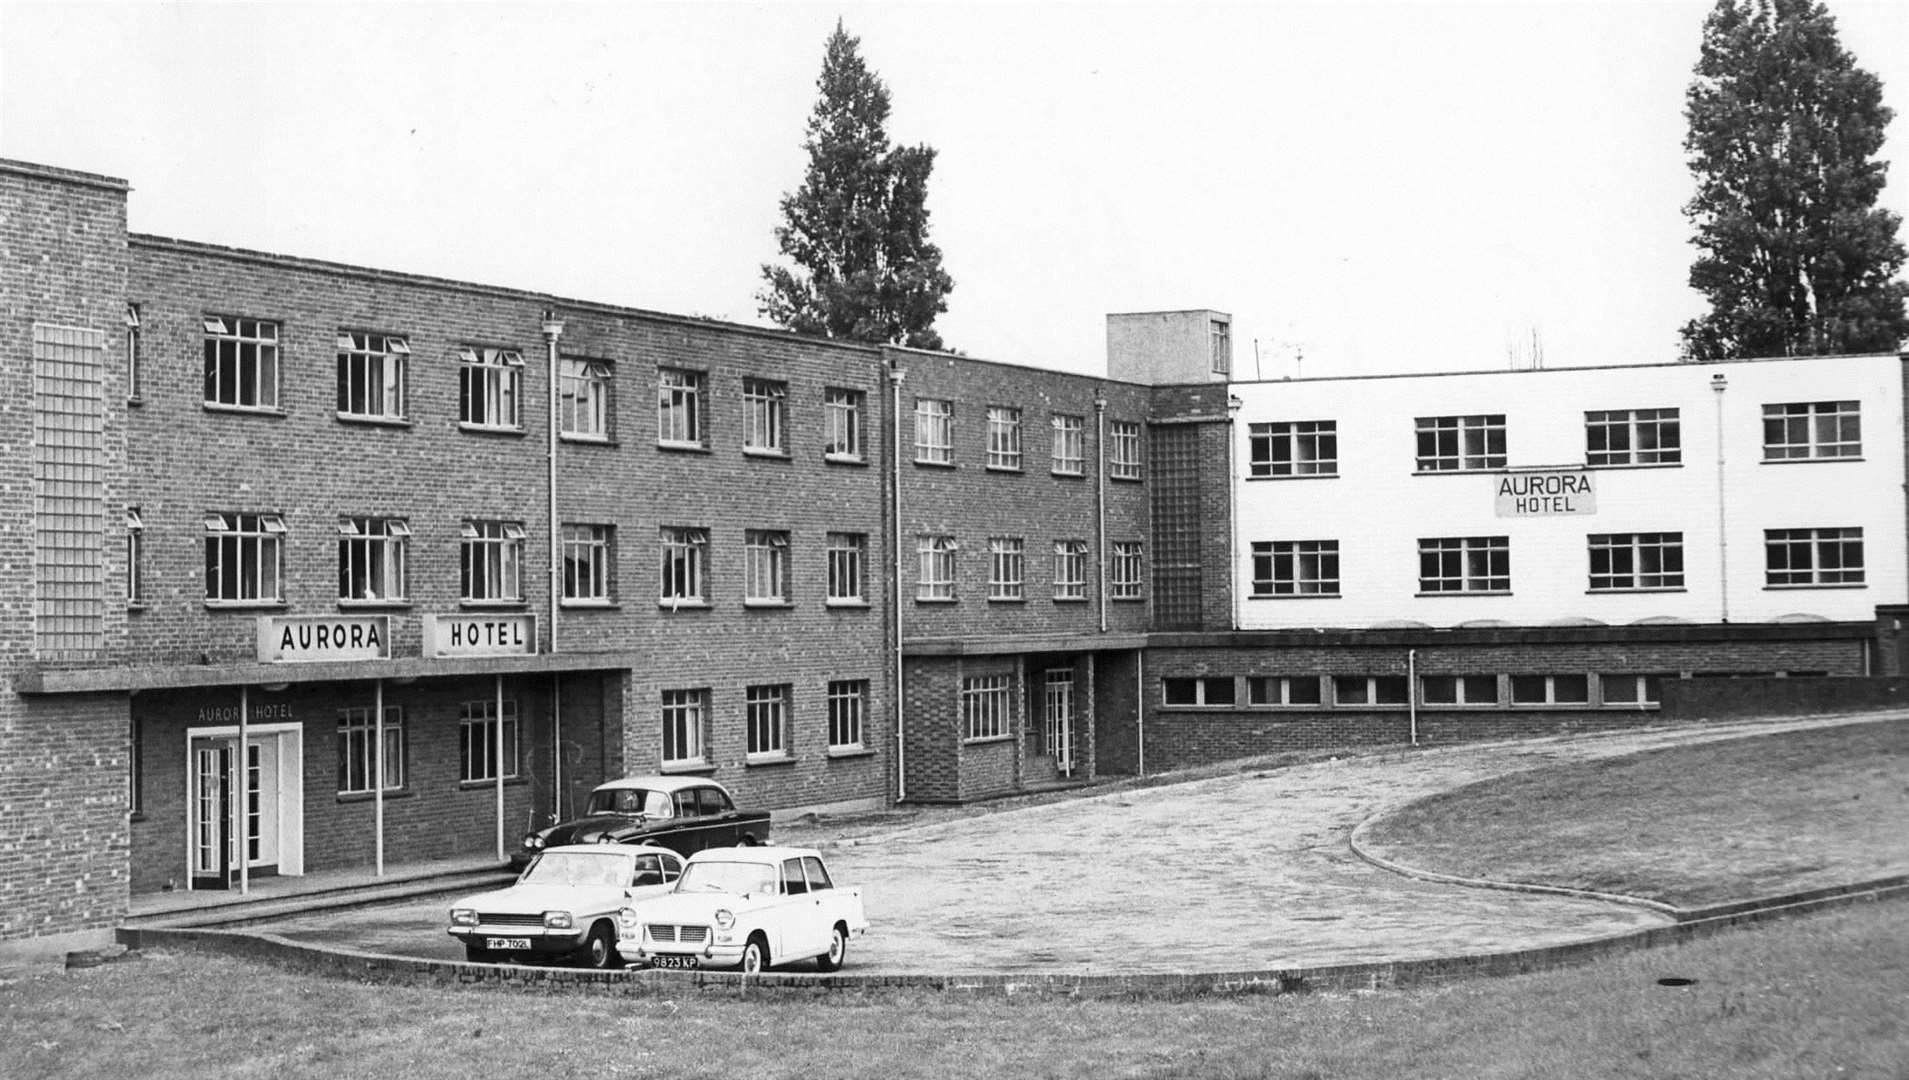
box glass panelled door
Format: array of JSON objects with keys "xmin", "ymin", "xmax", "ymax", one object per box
[
  {"xmin": 1043, "ymin": 669, "xmax": 1075, "ymax": 776},
  {"xmin": 189, "ymin": 740, "xmax": 233, "ymax": 889}
]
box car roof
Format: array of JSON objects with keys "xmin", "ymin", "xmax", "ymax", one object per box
[
  {"xmin": 590, "ymin": 775, "xmax": 730, "ymax": 795},
  {"xmin": 684, "ymin": 845, "xmax": 823, "ymax": 864},
  {"xmin": 540, "ymin": 842, "xmax": 681, "ymax": 857}
]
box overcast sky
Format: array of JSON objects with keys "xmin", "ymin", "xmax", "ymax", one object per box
[{"xmin": 4, "ymin": 1, "xmax": 1908, "ymax": 379}]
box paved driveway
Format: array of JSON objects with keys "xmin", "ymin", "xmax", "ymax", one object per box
[{"xmin": 266, "ymin": 714, "xmax": 1885, "ymax": 974}]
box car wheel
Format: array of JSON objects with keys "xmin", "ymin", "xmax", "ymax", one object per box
[
  {"xmin": 815, "ymin": 923, "xmax": 848, "ymax": 972},
  {"xmin": 740, "ymin": 933, "xmax": 770, "ymax": 974},
  {"xmin": 463, "ymin": 944, "xmax": 493, "ymax": 964},
  {"xmin": 575, "ymin": 923, "xmax": 616, "ymax": 970}
]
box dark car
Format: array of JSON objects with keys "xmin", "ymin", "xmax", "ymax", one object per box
[{"xmin": 511, "ymin": 775, "xmax": 770, "ymax": 870}]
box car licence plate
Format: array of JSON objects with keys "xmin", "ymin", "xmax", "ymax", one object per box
[
  {"xmin": 486, "ymin": 937, "xmax": 532, "ymax": 951},
  {"xmin": 650, "ymin": 955, "xmax": 700, "ymax": 969}
]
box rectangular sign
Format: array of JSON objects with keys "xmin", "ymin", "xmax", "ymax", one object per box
[
  {"xmin": 1495, "ymin": 471, "xmax": 1596, "ymax": 517},
  {"xmin": 257, "ymin": 615, "xmax": 391, "ymax": 663},
  {"xmin": 423, "ymin": 613, "xmax": 537, "ymax": 658}
]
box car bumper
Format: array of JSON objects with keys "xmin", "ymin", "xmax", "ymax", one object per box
[
  {"xmin": 448, "ymin": 926, "xmax": 590, "ymax": 958},
  {"xmin": 623, "ymin": 943, "xmax": 747, "ymax": 969}
]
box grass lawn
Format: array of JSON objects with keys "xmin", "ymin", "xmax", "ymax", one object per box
[{"xmin": 1356, "ymin": 718, "xmax": 1909, "ymax": 907}]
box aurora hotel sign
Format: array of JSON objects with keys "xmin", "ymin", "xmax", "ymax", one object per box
[
  {"xmin": 1495, "ymin": 470, "xmax": 1596, "ymax": 517},
  {"xmin": 258, "ymin": 615, "xmax": 391, "ymax": 663}
]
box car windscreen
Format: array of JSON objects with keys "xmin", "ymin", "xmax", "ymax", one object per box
[
  {"xmin": 521, "ymin": 851, "xmax": 630, "ymax": 888},
  {"xmin": 585, "ymin": 788, "xmax": 671, "ymax": 817},
  {"xmin": 676, "ymin": 860, "xmax": 777, "ymax": 896}
]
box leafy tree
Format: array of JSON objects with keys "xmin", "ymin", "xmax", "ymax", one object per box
[
  {"xmin": 1681, "ymin": 0, "xmax": 1909, "ymax": 360},
  {"xmin": 760, "ymin": 21, "xmax": 954, "ymax": 350}
]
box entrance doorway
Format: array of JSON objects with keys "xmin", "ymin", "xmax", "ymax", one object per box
[
  {"xmin": 184, "ymin": 724, "xmax": 303, "ymax": 890},
  {"xmin": 1043, "ymin": 669, "xmax": 1075, "ymax": 776}
]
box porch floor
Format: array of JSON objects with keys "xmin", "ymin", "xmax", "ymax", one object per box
[{"xmin": 126, "ymin": 854, "xmax": 515, "ymax": 929}]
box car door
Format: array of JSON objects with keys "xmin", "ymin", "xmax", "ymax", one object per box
[
  {"xmin": 698, "ymin": 786, "xmax": 744, "ymax": 846},
  {"xmin": 777, "ymin": 856, "xmax": 827, "ymax": 960}
]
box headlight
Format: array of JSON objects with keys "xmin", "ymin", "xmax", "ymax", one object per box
[
  {"xmin": 713, "ymin": 909, "xmax": 735, "ymax": 931},
  {"xmin": 616, "ymin": 908, "xmax": 640, "ymax": 933},
  {"xmin": 450, "ymin": 908, "xmax": 477, "ymax": 927},
  {"xmin": 521, "ymin": 834, "xmax": 544, "ymax": 851},
  {"xmin": 543, "ymin": 911, "xmax": 573, "ymax": 930}
]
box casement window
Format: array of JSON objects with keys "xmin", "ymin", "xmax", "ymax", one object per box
[
  {"xmin": 1587, "ymin": 532, "xmax": 1684, "ymax": 591},
  {"xmin": 827, "ymin": 680, "xmax": 867, "ymax": 751},
  {"xmin": 1586, "ymin": 408, "xmax": 1680, "ymax": 466},
  {"xmin": 336, "ymin": 331, "xmax": 409, "ymax": 421},
  {"xmin": 459, "ymin": 698, "xmax": 519, "ymax": 782},
  {"xmin": 988, "ymin": 537, "xmax": 1025, "ymax": 601},
  {"xmin": 1510, "ymin": 674, "xmax": 1591, "ymax": 705},
  {"xmin": 1763, "ymin": 401, "xmax": 1860, "ymax": 460},
  {"xmin": 1109, "ymin": 421, "xmax": 1143, "ymax": 480},
  {"xmin": 1415, "ymin": 414, "xmax": 1506, "ymax": 472},
  {"xmin": 1333, "ymin": 675, "xmax": 1409, "ymax": 706},
  {"xmin": 1111, "ymin": 541, "xmax": 1144, "ymax": 600},
  {"xmin": 658, "ymin": 368, "xmax": 705, "ymax": 447},
  {"xmin": 745, "ymin": 684, "xmax": 791, "ymax": 760},
  {"xmin": 559, "ymin": 358, "xmax": 612, "ymax": 439},
  {"xmin": 458, "ymin": 347, "xmax": 523, "ymax": 429},
  {"xmin": 744, "ymin": 530, "xmax": 791, "ymax": 604},
  {"xmin": 1053, "ymin": 539, "xmax": 1089, "ymax": 600},
  {"xmin": 125, "ymin": 304, "xmax": 142, "ymax": 401},
  {"xmin": 660, "ymin": 527, "xmax": 709, "ymax": 605},
  {"xmin": 914, "ymin": 398, "xmax": 954, "ymax": 464},
  {"xmin": 1248, "ymin": 675, "xmax": 1323, "ymax": 706},
  {"xmin": 917, "ymin": 535, "xmax": 957, "ymax": 600},
  {"xmin": 1421, "ymin": 675, "xmax": 1500, "ymax": 705},
  {"xmin": 1163, "ymin": 677, "xmax": 1236, "ymax": 706},
  {"xmin": 126, "ymin": 507, "xmax": 145, "ymax": 606},
  {"xmin": 338, "ymin": 516, "xmax": 411, "ymax": 602},
  {"xmin": 743, "ymin": 378, "xmax": 788, "ymax": 454},
  {"xmin": 561, "ymin": 524, "xmax": 613, "ymax": 602},
  {"xmin": 203, "ymin": 315, "xmax": 280, "ymax": 410},
  {"xmin": 1251, "ymin": 539, "xmax": 1340, "ymax": 596},
  {"xmin": 460, "ymin": 520, "xmax": 525, "ymax": 602},
  {"xmin": 825, "ymin": 532, "xmax": 867, "ymax": 604},
  {"xmin": 960, "ymin": 675, "xmax": 1012, "ymax": 740},
  {"xmin": 824, "ymin": 388, "xmax": 864, "ymax": 461},
  {"xmin": 1051, "ymin": 414, "xmax": 1085, "ymax": 475},
  {"xmin": 986, "ymin": 407, "xmax": 1023, "ymax": 470},
  {"xmin": 661, "ymin": 689, "xmax": 709, "ymax": 766},
  {"xmin": 1210, "ymin": 319, "xmax": 1231, "ymax": 375},
  {"xmin": 338, "ymin": 706, "xmax": 404, "ymax": 794},
  {"xmin": 1601, "ymin": 673, "xmax": 1667, "ymax": 707},
  {"xmin": 204, "ymin": 512, "xmax": 286, "ymax": 603},
  {"xmin": 1419, "ymin": 536, "xmax": 1510, "ymax": 593},
  {"xmin": 1248, "ymin": 421, "xmax": 1337, "ymax": 477},
  {"xmin": 1765, "ymin": 527, "xmax": 1865, "ymax": 586}
]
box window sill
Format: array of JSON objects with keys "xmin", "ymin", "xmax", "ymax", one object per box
[
  {"xmin": 1763, "ymin": 582, "xmax": 1867, "ymax": 590},
  {"xmin": 457, "ymin": 777, "xmax": 528, "ymax": 790},
  {"xmin": 1246, "ymin": 472, "xmax": 1339, "ymax": 481},
  {"xmin": 824, "ymin": 454, "xmax": 868, "ymax": 467},
  {"xmin": 825, "ymin": 598, "xmax": 870, "ymax": 609},
  {"xmin": 1585, "ymin": 587, "xmax": 1686, "ymax": 595},
  {"xmin": 985, "ymin": 464, "xmax": 1024, "ymax": 474},
  {"xmin": 987, "ymin": 595, "xmax": 1026, "ymax": 604},
  {"xmin": 960, "ymin": 735, "xmax": 1014, "ymax": 746},
  {"xmin": 1414, "ymin": 590, "xmax": 1512, "ymax": 598},
  {"xmin": 204, "ymin": 600, "xmax": 288, "ymax": 611},
  {"xmin": 1109, "ymin": 473, "xmax": 1144, "ymax": 483},
  {"xmin": 458, "ymin": 422, "xmax": 526, "ymax": 437},
  {"xmin": 1050, "ymin": 470, "xmax": 1086, "ymax": 480},
  {"xmin": 660, "ymin": 761, "xmax": 717, "ymax": 776},
  {"xmin": 1760, "ymin": 455, "xmax": 1864, "ymax": 465},
  {"xmin": 337, "ymin": 788, "xmax": 415, "ymax": 804},
  {"xmin": 658, "ymin": 599, "xmax": 711, "ymax": 611},
  {"xmin": 1111, "ymin": 594, "xmax": 1146, "ymax": 603},
  {"xmin": 1248, "ymin": 592, "xmax": 1341, "ymax": 600},
  {"xmin": 336, "ymin": 412, "xmax": 413, "ymax": 428},
  {"xmin": 657, "ymin": 441, "xmax": 710, "ymax": 454},
  {"xmin": 1585, "ymin": 461, "xmax": 1683, "ymax": 471},
  {"xmin": 560, "ymin": 599, "xmax": 619, "ymax": 610},
  {"xmin": 743, "ymin": 599, "xmax": 793, "ymax": 609},
  {"xmin": 913, "ymin": 459, "xmax": 957, "ymax": 470},
  {"xmin": 1053, "ymin": 596, "xmax": 1089, "ymax": 604},
  {"xmin": 458, "ymin": 600, "xmax": 529, "ymax": 610},
  {"xmin": 743, "ymin": 448, "xmax": 792, "ymax": 461},
  {"xmin": 744, "ymin": 754, "xmax": 796, "ymax": 769},
  {"xmin": 826, "ymin": 747, "xmax": 876, "ymax": 760},
  {"xmin": 1412, "ymin": 467, "xmax": 1502, "ymax": 476},
  {"xmin": 204, "ymin": 403, "xmax": 288, "ymax": 418},
  {"xmin": 915, "ymin": 596, "xmax": 958, "ymax": 605},
  {"xmin": 339, "ymin": 598, "xmax": 412, "ymax": 609},
  {"xmin": 560, "ymin": 433, "xmax": 617, "ymax": 447}
]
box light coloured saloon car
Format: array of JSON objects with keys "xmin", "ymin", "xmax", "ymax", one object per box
[
  {"xmin": 617, "ymin": 845, "xmax": 867, "ymax": 973},
  {"xmin": 448, "ymin": 843, "xmax": 683, "ymax": 967}
]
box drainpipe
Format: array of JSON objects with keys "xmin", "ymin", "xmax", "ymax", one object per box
[
  {"xmin": 542, "ymin": 311, "xmax": 565, "ymax": 829},
  {"xmin": 374, "ymin": 679, "xmax": 385, "ymax": 877},
  {"xmin": 1711, "ymin": 372, "xmax": 1729, "ymax": 623},
  {"xmin": 495, "ymin": 674, "xmax": 507, "ymax": 863},
  {"xmin": 238, "ymin": 684, "xmax": 250, "ymax": 896},
  {"xmin": 1095, "ymin": 394, "xmax": 1108, "ymax": 633},
  {"xmin": 1226, "ymin": 394, "xmax": 1244, "ymax": 630},
  {"xmin": 889, "ymin": 364, "xmax": 908, "ymax": 803},
  {"xmin": 1407, "ymin": 649, "xmax": 1419, "ymax": 747},
  {"xmin": 1136, "ymin": 650, "xmax": 1146, "ymax": 777}
]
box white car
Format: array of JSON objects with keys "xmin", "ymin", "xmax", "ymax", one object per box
[
  {"xmin": 618, "ymin": 845, "xmax": 867, "ymax": 973},
  {"xmin": 447, "ymin": 843, "xmax": 684, "ymax": 967}
]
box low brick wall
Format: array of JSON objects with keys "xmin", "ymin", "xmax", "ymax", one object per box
[{"xmin": 1663, "ymin": 677, "xmax": 1909, "ymax": 720}]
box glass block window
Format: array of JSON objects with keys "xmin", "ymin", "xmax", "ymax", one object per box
[{"xmin": 33, "ymin": 325, "xmax": 107, "ymax": 655}]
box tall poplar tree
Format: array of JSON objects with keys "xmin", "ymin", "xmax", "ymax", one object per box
[
  {"xmin": 759, "ymin": 21, "xmax": 954, "ymax": 351},
  {"xmin": 1681, "ymin": 0, "xmax": 1909, "ymax": 360}
]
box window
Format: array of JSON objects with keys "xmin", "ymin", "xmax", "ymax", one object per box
[
  {"xmin": 1765, "ymin": 528, "xmax": 1865, "ymax": 586},
  {"xmin": 824, "ymin": 388, "xmax": 864, "ymax": 460},
  {"xmin": 1053, "ymin": 539, "xmax": 1089, "ymax": 600},
  {"xmin": 1109, "ymin": 420, "xmax": 1142, "ymax": 480},
  {"xmin": 338, "ymin": 706, "xmax": 404, "ymax": 794},
  {"xmin": 126, "ymin": 507, "xmax": 144, "ymax": 605},
  {"xmin": 1333, "ymin": 675, "xmax": 1409, "ymax": 705},
  {"xmin": 743, "ymin": 378, "xmax": 787, "ymax": 454},
  {"xmin": 826, "ymin": 532, "xmax": 866, "ymax": 604},
  {"xmin": 1510, "ymin": 674, "xmax": 1590, "ymax": 705},
  {"xmin": 915, "ymin": 398, "xmax": 953, "ymax": 464},
  {"xmin": 917, "ymin": 535, "xmax": 957, "ymax": 600},
  {"xmin": 1415, "ymin": 415, "xmax": 1505, "ymax": 472},
  {"xmin": 661, "ymin": 689, "xmax": 708, "ymax": 766},
  {"xmin": 960, "ymin": 675, "xmax": 1012, "ymax": 740},
  {"xmin": 35, "ymin": 325, "xmax": 107, "ymax": 656},
  {"xmin": 827, "ymin": 680, "xmax": 867, "ymax": 751},
  {"xmin": 745, "ymin": 685, "xmax": 791, "ymax": 760},
  {"xmin": 1249, "ymin": 421, "xmax": 1338, "ymax": 477},
  {"xmin": 986, "ymin": 407, "xmax": 1023, "ymax": 470},
  {"xmin": 1210, "ymin": 319, "xmax": 1231, "ymax": 375},
  {"xmin": 988, "ymin": 537, "xmax": 1025, "ymax": 601},
  {"xmin": 125, "ymin": 303, "xmax": 142, "ymax": 401},
  {"xmin": 460, "ymin": 520, "xmax": 525, "ymax": 603},
  {"xmin": 560, "ymin": 358, "xmax": 612, "ymax": 439},
  {"xmin": 1248, "ymin": 676, "xmax": 1322, "ymax": 706},
  {"xmin": 1163, "ymin": 677, "xmax": 1236, "ymax": 706},
  {"xmin": 1419, "ymin": 536, "xmax": 1510, "ymax": 593},
  {"xmin": 658, "ymin": 368, "xmax": 704, "ymax": 446},
  {"xmin": 744, "ymin": 530, "xmax": 791, "ymax": 604},
  {"xmin": 338, "ymin": 516, "xmax": 411, "ymax": 602},
  {"xmin": 203, "ymin": 315, "xmax": 280, "ymax": 410},
  {"xmin": 458, "ymin": 346, "xmax": 523, "ymax": 429},
  {"xmin": 1764, "ymin": 401, "xmax": 1860, "ymax": 460},
  {"xmin": 204, "ymin": 512, "xmax": 285, "ymax": 603},
  {"xmin": 562, "ymin": 524, "xmax": 613, "ymax": 602},
  {"xmin": 1111, "ymin": 541, "xmax": 1144, "ymax": 600},
  {"xmin": 1588, "ymin": 532, "xmax": 1684, "ymax": 591},
  {"xmin": 1586, "ymin": 408, "xmax": 1680, "ymax": 466},
  {"xmin": 1251, "ymin": 540, "xmax": 1340, "ymax": 596},
  {"xmin": 1422, "ymin": 675, "xmax": 1500, "ymax": 705},
  {"xmin": 1051, "ymin": 414, "xmax": 1085, "ymax": 475},
  {"xmin": 459, "ymin": 698, "xmax": 519, "ymax": 782},
  {"xmin": 1602, "ymin": 673, "xmax": 1666, "ymax": 707},
  {"xmin": 660, "ymin": 527, "xmax": 709, "ymax": 605},
  {"xmin": 336, "ymin": 331, "xmax": 409, "ymax": 421}
]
